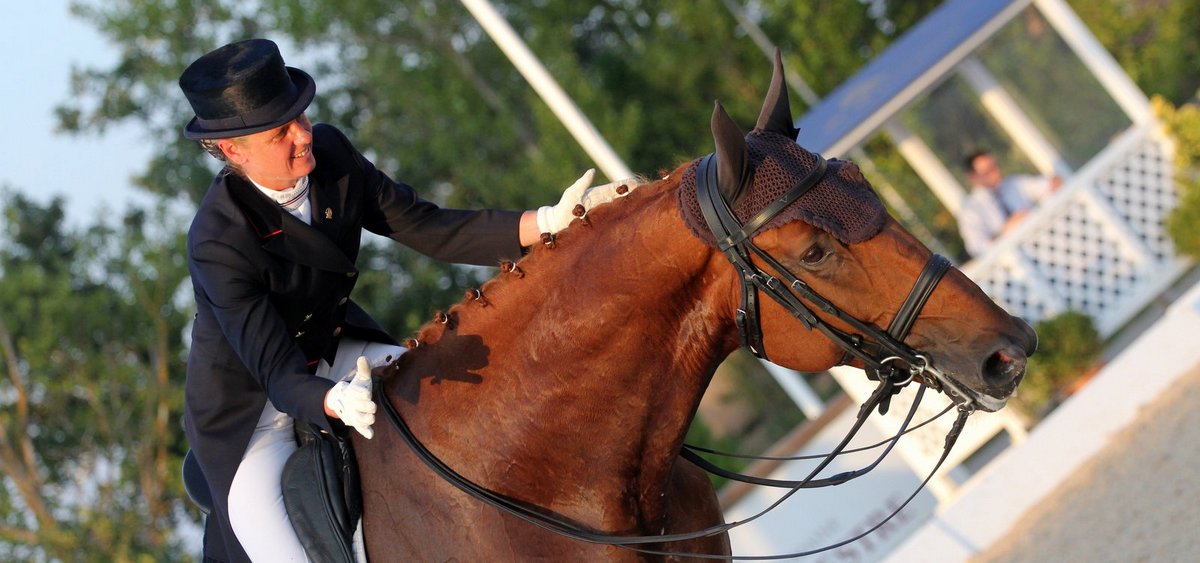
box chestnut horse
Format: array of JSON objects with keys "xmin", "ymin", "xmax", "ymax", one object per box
[{"xmin": 354, "ymin": 53, "xmax": 1037, "ymax": 561}]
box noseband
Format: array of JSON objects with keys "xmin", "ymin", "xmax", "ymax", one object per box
[{"xmin": 694, "ymin": 152, "xmax": 956, "ymax": 405}]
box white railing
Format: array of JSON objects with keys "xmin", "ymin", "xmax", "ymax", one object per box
[{"xmin": 963, "ymin": 122, "xmax": 1189, "ymax": 337}]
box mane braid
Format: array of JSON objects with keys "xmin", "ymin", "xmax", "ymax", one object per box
[{"xmin": 401, "ymin": 175, "xmax": 668, "ymax": 359}]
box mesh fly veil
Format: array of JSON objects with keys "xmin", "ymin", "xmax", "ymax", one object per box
[{"xmin": 679, "ymin": 129, "xmax": 887, "ymax": 247}]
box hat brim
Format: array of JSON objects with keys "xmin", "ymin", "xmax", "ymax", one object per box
[{"xmin": 183, "ymin": 67, "xmax": 315, "ymax": 140}]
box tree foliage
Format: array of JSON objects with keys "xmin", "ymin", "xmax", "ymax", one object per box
[
  {"xmin": 1153, "ymin": 94, "xmax": 1200, "ymax": 259},
  {"xmin": 55, "ymin": 0, "xmax": 942, "ymax": 340},
  {"xmin": 1069, "ymin": 0, "xmax": 1200, "ymax": 106},
  {"xmin": 0, "ymin": 191, "xmax": 193, "ymax": 559},
  {"xmin": 1012, "ymin": 310, "xmax": 1100, "ymax": 418}
]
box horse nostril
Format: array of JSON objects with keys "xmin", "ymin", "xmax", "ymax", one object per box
[{"xmin": 983, "ymin": 345, "xmax": 1027, "ymax": 385}]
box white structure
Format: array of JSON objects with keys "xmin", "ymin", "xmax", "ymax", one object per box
[
  {"xmin": 459, "ymin": 0, "xmax": 633, "ymax": 182},
  {"xmin": 729, "ymin": 0, "xmax": 1188, "ymax": 560},
  {"xmin": 793, "ymin": 0, "xmax": 1186, "ymax": 338}
]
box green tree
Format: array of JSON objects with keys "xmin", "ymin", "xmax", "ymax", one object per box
[
  {"xmin": 1070, "ymin": 0, "xmax": 1200, "ymax": 106},
  {"xmin": 1012, "ymin": 311, "xmax": 1101, "ymax": 418},
  {"xmin": 1154, "ymin": 95, "xmax": 1200, "ymax": 259},
  {"xmin": 0, "ymin": 191, "xmax": 194, "ymax": 559},
  {"xmin": 58, "ymin": 0, "xmax": 941, "ymax": 339}
]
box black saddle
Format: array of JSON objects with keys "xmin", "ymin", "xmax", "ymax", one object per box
[
  {"xmin": 180, "ymin": 425, "xmax": 362, "ymax": 563},
  {"xmin": 282, "ymin": 424, "xmax": 363, "ymax": 563}
]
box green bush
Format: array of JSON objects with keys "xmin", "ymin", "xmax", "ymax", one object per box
[
  {"xmin": 1014, "ymin": 311, "xmax": 1101, "ymax": 417},
  {"xmin": 1155, "ymin": 94, "xmax": 1200, "ymax": 258}
]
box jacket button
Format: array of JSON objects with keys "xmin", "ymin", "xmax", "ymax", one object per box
[
  {"xmin": 302, "ymin": 314, "xmax": 312, "ymax": 322},
  {"xmin": 338, "ymin": 297, "xmax": 348, "ymax": 305},
  {"xmin": 332, "ymin": 326, "xmax": 342, "ymax": 337},
  {"xmin": 346, "ymin": 271, "xmax": 357, "ymax": 278},
  {"xmin": 294, "ymin": 331, "xmax": 305, "ymax": 338}
]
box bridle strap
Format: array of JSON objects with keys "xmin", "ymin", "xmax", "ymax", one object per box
[
  {"xmin": 863, "ymin": 253, "xmax": 951, "ymax": 412},
  {"xmin": 831, "ymin": 254, "xmax": 950, "ymax": 373},
  {"xmin": 697, "ymin": 153, "xmax": 772, "ymax": 355},
  {"xmin": 738, "ymin": 272, "xmax": 764, "ymax": 357},
  {"xmin": 694, "ymin": 152, "xmax": 946, "ymax": 386},
  {"xmin": 681, "ymin": 385, "xmax": 924, "ymax": 488},
  {"xmin": 714, "ymin": 155, "xmax": 828, "ymax": 251},
  {"xmin": 887, "ymin": 254, "xmax": 951, "ymax": 341},
  {"xmin": 745, "ymin": 244, "xmax": 926, "ymax": 369}
]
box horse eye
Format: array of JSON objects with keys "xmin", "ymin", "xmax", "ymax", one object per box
[{"xmin": 800, "ymin": 245, "xmax": 828, "ymax": 265}]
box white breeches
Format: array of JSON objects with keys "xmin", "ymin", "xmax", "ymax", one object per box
[{"xmin": 228, "ymin": 338, "xmax": 404, "ymax": 561}]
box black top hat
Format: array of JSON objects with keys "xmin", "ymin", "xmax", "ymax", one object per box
[{"xmin": 179, "ymin": 38, "xmax": 315, "ymax": 140}]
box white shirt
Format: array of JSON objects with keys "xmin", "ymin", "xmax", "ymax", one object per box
[
  {"xmin": 251, "ymin": 175, "xmax": 312, "ymax": 225},
  {"xmin": 959, "ymin": 174, "xmax": 1055, "ymax": 258}
]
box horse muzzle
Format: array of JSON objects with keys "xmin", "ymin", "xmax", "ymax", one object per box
[{"xmin": 931, "ymin": 317, "xmax": 1038, "ymax": 412}]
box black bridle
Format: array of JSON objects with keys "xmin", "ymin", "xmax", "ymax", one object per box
[
  {"xmin": 374, "ymin": 152, "xmax": 979, "ymax": 559},
  {"xmin": 693, "ymin": 152, "xmax": 975, "ymax": 410}
]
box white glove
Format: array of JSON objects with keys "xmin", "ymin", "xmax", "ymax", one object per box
[
  {"xmin": 584, "ymin": 178, "xmax": 637, "ymax": 206},
  {"xmin": 537, "ymin": 169, "xmax": 594, "ymax": 234},
  {"xmin": 535, "ymin": 169, "xmax": 640, "ymax": 234},
  {"xmin": 325, "ymin": 356, "xmax": 376, "ymax": 439}
]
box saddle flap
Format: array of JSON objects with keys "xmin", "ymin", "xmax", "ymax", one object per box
[{"xmin": 282, "ymin": 425, "xmax": 362, "ymax": 563}]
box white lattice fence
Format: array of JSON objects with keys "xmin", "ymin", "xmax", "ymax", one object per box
[{"xmin": 964, "ymin": 124, "xmax": 1188, "ymax": 336}]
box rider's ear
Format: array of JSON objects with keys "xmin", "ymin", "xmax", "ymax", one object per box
[
  {"xmin": 755, "ymin": 48, "xmax": 799, "ymax": 138},
  {"xmin": 711, "ymin": 101, "xmax": 749, "ymax": 205}
]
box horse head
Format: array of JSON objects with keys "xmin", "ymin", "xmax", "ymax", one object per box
[{"xmin": 680, "ymin": 50, "xmax": 1037, "ymax": 411}]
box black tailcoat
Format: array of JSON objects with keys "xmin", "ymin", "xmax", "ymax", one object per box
[{"xmin": 184, "ymin": 123, "xmax": 522, "ymax": 561}]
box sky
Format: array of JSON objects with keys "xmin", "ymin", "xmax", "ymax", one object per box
[
  {"xmin": 0, "ymin": 4, "xmax": 204, "ymax": 547},
  {"xmin": 0, "ymin": 1, "xmax": 153, "ymax": 226}
]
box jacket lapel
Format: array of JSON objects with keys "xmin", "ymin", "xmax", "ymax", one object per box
[
  {"xmin": 308, "ymin": 161, "xmax": 347, "ymax": 245},
  {"xmin": 227, "ymin": 174, "xmax": 355, "ymax": 274}
]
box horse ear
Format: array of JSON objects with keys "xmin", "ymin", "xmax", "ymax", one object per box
[
  {"xmin": 755, "ymin": 49, "xmax": 799, "ymax": 138},
  {"xmin": 711, "ymin": 101, "xmax": 749, "ymax": 204}
]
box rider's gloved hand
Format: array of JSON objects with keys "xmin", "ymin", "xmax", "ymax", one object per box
[
  {"xmin": 324, "ymin": 356, "xmax": 376, "ymax": 439},
  {"xmin": 536, "ymin": 169, "xmax": 595, "ymax": 235},
  {"xmin": 535, "ymin": 169, "xmax": 640, "ymax": 236}
]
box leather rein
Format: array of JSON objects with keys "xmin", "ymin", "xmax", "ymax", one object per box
[{"xmin": 375, "ymin": 152, "xmax": 977, "ymax": 559}]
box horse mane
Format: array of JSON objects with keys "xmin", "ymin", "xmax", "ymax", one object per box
[{"xmin": 400, "ymin": 165, "xmax": 691, "ymax": 356}]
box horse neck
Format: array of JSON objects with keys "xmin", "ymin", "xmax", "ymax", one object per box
[{"xmin": 391, "ymin": 177, "xmax": 739, "ymax": 497}]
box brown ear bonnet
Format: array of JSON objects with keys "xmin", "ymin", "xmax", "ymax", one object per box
[{"xmin": 678, "ymin": 129, "xmax": 887, "ymax": 247}]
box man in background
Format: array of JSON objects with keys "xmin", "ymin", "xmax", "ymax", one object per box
[{"xmin": 959, "ymin": 150, "xmax": 1062, "ymax": 258}]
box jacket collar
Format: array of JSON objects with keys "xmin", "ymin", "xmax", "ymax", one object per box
[{"xmin": 225, "ymin": 171, "xmax": 355, "ymax": 273}]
